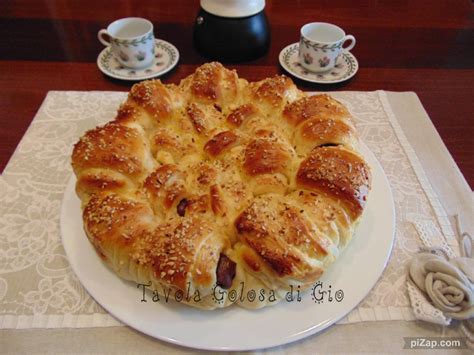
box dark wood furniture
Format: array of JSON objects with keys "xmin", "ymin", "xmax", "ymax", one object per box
[{"xmin": 1, "ymin": 0, "xmax": 473, "ymax": 187}]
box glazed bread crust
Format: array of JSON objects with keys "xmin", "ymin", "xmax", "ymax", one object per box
[{"xmin": 71, "ymin": 62, "xmax": 371, "ymax": 309}]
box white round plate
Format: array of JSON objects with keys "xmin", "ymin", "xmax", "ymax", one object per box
[
  {"xmin": 97, "ymin": 39, "xmax": 179, "ymax": 81},
  {"xmin": 279, "ymin": 43, "xmax": 359, "ymax": 84},
  {"xmin": 61, "ymin": 143, "xmax": 394, "ymax": 351}
]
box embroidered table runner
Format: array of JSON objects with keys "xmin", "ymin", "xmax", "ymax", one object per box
[{"xmin": 0, "ymin": 90, "xmax": 459, "ymax": 328}]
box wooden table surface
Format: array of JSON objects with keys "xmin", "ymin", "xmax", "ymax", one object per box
[{"xmin": 1, "ymin": 0, "xmax": 473, "ymax": 188}]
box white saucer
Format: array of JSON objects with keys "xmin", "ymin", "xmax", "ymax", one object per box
[
  {"xmin": 279, "ymin": 43, "xmax": 358, "ymax": 84},
  {"xmin": 97, "ymin": 39, "xmax": 179, "ymax": 81}
]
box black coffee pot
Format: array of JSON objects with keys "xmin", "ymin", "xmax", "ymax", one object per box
[{"xmin": 193, "ymin": 0, "xmax": 270, "ymax": 62}]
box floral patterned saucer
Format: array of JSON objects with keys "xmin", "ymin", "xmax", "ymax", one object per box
[
  {"xmin": 97, "ymin": 39, "xmax": 179, "ymax": 81},
  {"xmin": 279, "ymin": 43, "xmax": 358, "ymax": 84}
]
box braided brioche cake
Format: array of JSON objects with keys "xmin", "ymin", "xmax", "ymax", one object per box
[{"xmin": 71, "ymin": 62, "xmax": 371, "ymax": 310}]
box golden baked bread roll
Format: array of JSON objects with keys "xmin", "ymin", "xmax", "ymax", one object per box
[{"xmin": 71, "ymin": 62, "xmax": 371, "ymax": 310}]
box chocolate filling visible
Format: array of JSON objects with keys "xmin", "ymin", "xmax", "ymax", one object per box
[
  {"xmin": 177, "ymin": 198, "xmax": 188, "ymax": 216},
  {"xmin": 216, "ymin": 253, "xmax": 236, "ymax": 289},
  {"xmin": 319, "ymin": 143, "xmax": 340, "ymax": 147},
  {"xmin": 213, "ymin": 104, "xmax": 222, "ymax": 112}
]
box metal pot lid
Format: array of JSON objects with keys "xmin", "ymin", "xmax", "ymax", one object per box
[{"xmin": 200, "ymin": 0, "xmax": 265, "ymax": 18}]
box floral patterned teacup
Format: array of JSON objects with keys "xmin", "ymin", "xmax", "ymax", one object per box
[
  {"xmin": 299, "ymin": 22, "xmax": 355, "ymax": 73},
  {"xmin": 98, "ymin": 18, "xmax": 155, "ymax": 69}
]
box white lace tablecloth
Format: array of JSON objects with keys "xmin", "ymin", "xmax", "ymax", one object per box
[{"xmin": 0, "ymin": 90, "xmax": 460, "ymax": 329}]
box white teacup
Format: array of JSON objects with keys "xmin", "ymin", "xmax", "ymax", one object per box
[
  {"xmin": 98, "ymin": 17, "xmax": 155, "ymax": 69},
  {"xmin": 299, "ymin": 22, "xmax": 355, "ymax": 73}
]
